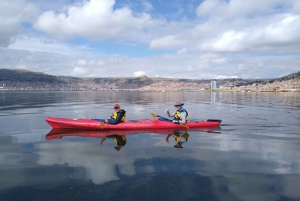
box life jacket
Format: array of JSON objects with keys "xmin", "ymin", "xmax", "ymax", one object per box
[
  {"xmin": 174, "ymin": 108, "xmax": 188, "ymax": 120},
  {"xmin": 111, "ymin": 109, "xmax": 126, "ymax": 121},
  {"xmin": 113, "ymin": 136, "xmax": 127, "ymax": 146}
]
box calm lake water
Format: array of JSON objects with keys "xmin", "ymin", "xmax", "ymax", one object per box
[{"xmin": 0, "ymin": 91, "xmax": 299, "ymax": 201}]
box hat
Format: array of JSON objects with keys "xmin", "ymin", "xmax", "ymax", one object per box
[
  {"xmin": 113, "ymin": 104, "xmax": 120, "ymax": 109},
  {"xmin": 174, "ymin": 101, "xmax": 184, "ymax": 106},
  {"xmin": 114, "ymin": 146, "xmax": 121, "ymax": 151},
  {"xmin": 174, "ymin": 142, "xmax": 183, "ymax": 148}
]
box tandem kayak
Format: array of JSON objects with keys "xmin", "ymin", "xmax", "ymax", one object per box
[{"xmin": 45, "ymin": 117, "xmax": 221, "ymax": 130}]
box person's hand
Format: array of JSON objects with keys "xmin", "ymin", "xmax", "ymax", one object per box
[
  {"xmin": 172, "ymin": 120, "xmax": 178, "ymax": 124},
  {"xmin": 105, "ymin": 120, "xmax": 108, "ymax": 123},
  {"xmin": 165, "ymin": 109, "xmax": 169, "ymax": 113}
]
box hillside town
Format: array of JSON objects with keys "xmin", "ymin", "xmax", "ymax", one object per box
[{"xmin": 1, "ymin": 77, "xmax": 299, "ymax": 92}]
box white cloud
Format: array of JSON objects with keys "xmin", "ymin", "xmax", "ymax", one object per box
[
  {"xmin": 133, "ymin": 71, "xmax": 146, "ymax": 77},
  {"xmin": 71, "ymin": 67, "xmax": 89, "ymax": 76},
  {"xmin": 8, "ymin": 36, "xmax": 90, "ymax": 55},
  {"xmin": 88, "ymin": 60, "xmax": 95, "ymax": 66},
  {"xmin": 142, "ymin": 0, "xmax": 153, "ymax": 11},
  {"xmin": 196, "ymin": 0, "xmax": 284, "ymax": 19},
  {"xmin": 149, "ymin": 35, "xmax": 186, "ymax": 49},
  {"xmin": 216, "ymin": 75, "xmax": 239, "ymax": 79},
  {"xmin": 199, "ymin": 14, "xmax": 300, "ymax": 52},
  {"xmin": 177, "ymin": 48, "xmax": 187, "ymax": 55},
  {"xmin": 0, "ymin": 0, "xmax": 39, "ymax": 47},
  {"xmin": 33, "ymin": 0, "xmax": 156, "ymax": 41},
  {"xmin": 97, "ymin": 61, "xmax": 104, "ymax": 66},
  {"xmin": 292, "ymin": 0, "xmax": 300, "ymax": 14},
  {"xmin": 76, "ymin": 59, "xmax": 87, "ymax": 66}
]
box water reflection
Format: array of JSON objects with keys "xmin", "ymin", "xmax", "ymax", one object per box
[
  {"xmin": 165, "ymin": 130, "xmax": 189, "ymax": 148},
  {"xmin": 101, "ymin": 135, "xmax": 127, "ymax": 151},
  {"xmin": 46, "ymin": 128, "xmax": 221, "ymax": 150}
]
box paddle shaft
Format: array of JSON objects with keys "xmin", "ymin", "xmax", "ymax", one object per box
[{"xmin": 152, "ymin": 113, "xmax": 189, "ymax": 129}]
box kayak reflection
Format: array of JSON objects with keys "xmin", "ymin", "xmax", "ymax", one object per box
[
  {"xmin": 100, "ymin": 135, "xmax": 127, "ymax": 152},
  {"xmin": 45, "ymin": 128, "xmax": 221, "ymax": 150},
  {"xmin": 166, "ymin": 130, "xmax": 189, "ymax": 148}
]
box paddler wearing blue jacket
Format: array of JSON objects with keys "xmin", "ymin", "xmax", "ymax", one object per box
[
  {"xmin": 105, "ymin": 104, "xmax": 126, "ymax": 124},
  {"xmin": 165, "ymin": 101, "xmax": 188, "ymax": 124}
]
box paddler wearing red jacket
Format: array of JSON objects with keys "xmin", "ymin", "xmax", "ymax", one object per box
[{"xmin": 105, "ymin": 104, "xmax": 126, "ymax": 124}]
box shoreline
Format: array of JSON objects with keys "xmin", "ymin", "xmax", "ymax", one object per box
[{"xmin": 1, "ymin": 89, "xmax": 299, "ymax": 92}]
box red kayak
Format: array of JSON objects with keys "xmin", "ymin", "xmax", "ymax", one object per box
[{"xmin": 45, "ymin": 117, "xmax": 221, "ymax": 130}]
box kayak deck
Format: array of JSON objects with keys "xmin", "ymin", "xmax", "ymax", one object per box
[{"xmin": 45, "ymin": 117, "xmax": 221, "ymax": 130}]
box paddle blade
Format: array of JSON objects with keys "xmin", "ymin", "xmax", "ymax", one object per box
[
  {"xmin": 151, "ymin": 113, "xmax": 159, "ymax": 118},
  {"xmin": 100, "ymin": 138, "xmax": 106, "ymax": 145},
  {"xmin": 100, "ymin": 122, "xmax": 105, "ymax": 129}
]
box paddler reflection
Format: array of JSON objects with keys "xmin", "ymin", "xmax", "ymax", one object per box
[
  {"xmin": 165, "ymin": 130, "xmax": 189, "ymax": 148},
  {"xmin": 101, "ymin": 135, "xmax": 127, "ymax": 151}
]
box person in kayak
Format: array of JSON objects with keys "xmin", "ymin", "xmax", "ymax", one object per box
[
  {"xmin": 165, "ymin": 101, "xmax": 188, "ymax": 124},
  {"xmin": 101, "ymin": 135, "xmax": 127, "ymax": 151},
  {"xmin": 105, "ymin": 104, "xmax": 126, "ymax": 124}
]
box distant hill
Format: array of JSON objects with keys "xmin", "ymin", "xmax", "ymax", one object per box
[
  {"xmin": 0, "ymin": 69, "xmax": 154, "ymax": 89},
  {"xmin": 0, "ymin": 68, "xmax": 299, "ymax": 90},
  {"xmin": 0, "ymin": 69, "xmax": 65, "ymax": 83},
  {"xmin": 277, "ymin": 71, "xmax": 300, "ymax": 81}
]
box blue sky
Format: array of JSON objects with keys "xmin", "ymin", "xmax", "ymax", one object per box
[{"xmin": 0, "ymin": 0, "xmax": 299, "ymax": 79}]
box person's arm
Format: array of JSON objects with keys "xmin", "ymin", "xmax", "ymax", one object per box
[
  {"xmin": 165, "ymin": 134, "xmax": 172, "ymax": 143},
  {"xmin": 165, "ymin": 109, "xmax": 174, "ymax": 117},
  {"xmin": 105, "ymin": 114, "xmax": 113, "ymax": 123},
  {"xmin": 109, "ymin": 110, "xmax": 125, "ymax": 124}
]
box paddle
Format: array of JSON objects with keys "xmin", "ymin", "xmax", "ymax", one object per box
[
  {"xmin": 100, "ymin": 137, "xmax": 107, "ymax": 145},
  {"xmin": 100, "ymin": 122, "xmax": 105, "ymax": 129},
  {"xmin": 207, "ymin": 119, "xmax": 222, "ymax": 123},
  {"xmin": 151, "ymin": 113, "xmax": 189, "ymax": 129}
]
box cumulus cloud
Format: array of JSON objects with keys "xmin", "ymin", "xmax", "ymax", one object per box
[
  {"xmin": 76, "ymin": 60, "xmax": 87, "ymax": 66},
  {"xmin": 199, "ymin": 14, "xmax": 300, "ymax": 52},
  {"xmin": 177, "ymin": 48, "xmax": 187, "ymax": 55},
  {"xmin": 97, "ymin": 61, "xmax": 104, "ymax": 66},
  {"xmin": 149, "ymin": 35, "xmax": 186, "ymax": 49},
  {"xmin": 33, "ymin": 0, "xmax": 156, "ymax": 41},
  {"xmin": 196, "ymin": 0, "xmax": 284, "ymax": 19},
  {"xmin": 133, "ymin": 71, "xmax": 146, "ymax": 77},
  {"xmin": 8, "ymin": 36, "xmax": 90, "ymax": 55},
  {"xmin": 71, "ymin": 67, "xmax": 89, "ymax": 76},
  {"xmin": 0, "ymin": 0, "xmax": 39, "ymax": 47}
]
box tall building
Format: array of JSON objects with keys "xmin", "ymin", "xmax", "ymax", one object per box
[{"xmin": 211, "ymin": 81, "xmax": 217, "ymax": 90}]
